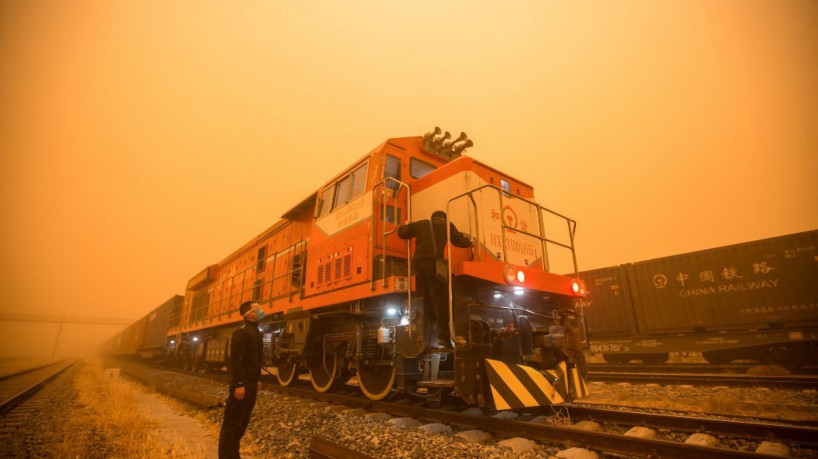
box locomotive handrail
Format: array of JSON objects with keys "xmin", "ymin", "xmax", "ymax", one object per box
[
  {"xmin": 198, "ymin": 235, "xmax": 309, "ymax": 326},
  {"xmin": 369, "ymin": 177, "xmax": 411, "ymax": 288},
  {"xmin": 369, "ymin": 177, "xmax": 413, "ymax": 336},
  {"xmin": 445, "ymin": 191, "xmax": 480, "ymax": 343},
  {"xmin": 267, "ymin": 239, "xmax": 308, "ymax": 303},
  {"xmin": 446, "ymin": 183, "xmax": 580, "ymax": 343},
  {"xmin": 446, "ymin": 183, "xmax": 578, "ymax": 273},
  {"xmin": 381, "ymin": 178, "xmax": 410, "ymax": 288}
]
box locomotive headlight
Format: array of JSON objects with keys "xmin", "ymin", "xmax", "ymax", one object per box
[
  {"xmin": 192, "ymin": 336, "xmax": 199, "ymax": 342},
  {"xmin": 572, "ymin": 281, "xmax": 581, "ymax": 294},
  {"xmin": 503, "ymin": 265, "xmax": 525, "ymax": 284},
  {"xmin": 387, "ymin": 306, "xmax": 398, "ymax": 316},
  {"xmin": 503, "ymin": 266, "xmax": 515, "ymax": 283},
  {"xmin": 170, "ymin": 340, "xmax": 175, "ymax": 344},
  {"xmin": 503, "ymin": 265, "xmax": 524, "ymax": 284}
]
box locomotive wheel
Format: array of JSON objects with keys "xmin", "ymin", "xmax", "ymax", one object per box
[
  {"xmin": 276, "ymin": 361, "xmax": 299, "ymax": 387},
  {"xmin": 357, "ymin": 364, "xmax": 396, "ymax": 401},
  {"xmin": 309, "ymin": 352, "xmax": 346, "ymax": 393}
]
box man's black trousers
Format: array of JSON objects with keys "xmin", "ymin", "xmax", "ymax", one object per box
[
  {"xmin": 218, "ymin": 383, "xmax": 258, "ymax": 459},
  {"xmin": 414, "ymin": 258, "xmax": 450, "ymax": 341}
]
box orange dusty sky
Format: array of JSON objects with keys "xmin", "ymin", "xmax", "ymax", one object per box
[{"xmin": 1, "ymin": 1, "xmax": 816, "ymax": 357}]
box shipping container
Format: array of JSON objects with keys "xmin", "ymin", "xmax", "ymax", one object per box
[
  {"xmin": 577, "ymin": 266, "xmax": 637, "ymax": 338},
  {"xmin": 580, "ymin": 230, "xmax": 818, "ymax": 367},
  {"xmin": 140, "ymin": 295, "xmax": 182, "ymax": 358},
  {"xmin": 120, "ymin": 317, "xmax": 148, "ymax": 355},
  {"xmin": 629, "ymin": 231, "xmax": 818, "ymax": 334}
]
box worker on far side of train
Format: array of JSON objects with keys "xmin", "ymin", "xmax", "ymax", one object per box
[
  {"xmin": 219, "ymin": 301, "xmax": 264, "ymax": 459},
  {"xmin": 399, "ymin": 210, "xmax": 472, "ymax": 348}
]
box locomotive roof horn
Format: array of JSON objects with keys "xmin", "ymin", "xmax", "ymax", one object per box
[
  {"xmin": 422, "ymin": 126, "xmax": 472, "ymax": 158},
  {"xmin": 452, "ymin": 139, "xmax": 473, "ymax": 155},
  {"xmin": 424, "ymin": 126, "xmax": 442, "ymax": 142},
  {"xmin": 444, "ymin": 131, "xmax": 467, "ymax": 148},
  {"xmin": 435, "ymin": 130, "xmax": 452, "ymax": 146}
]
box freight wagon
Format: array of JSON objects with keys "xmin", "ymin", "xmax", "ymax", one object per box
[
  {"xmin": 103, "ymin": 295, "xmax": 183, "ymax": 359},
  {"xmin": 579, "ymin": 230, "xmax": 818, "ymax": 368}
]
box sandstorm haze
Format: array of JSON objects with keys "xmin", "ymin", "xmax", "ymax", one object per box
[{"xmin": 1, "ymin": 1, "xmax": 816, "ymax": 358}]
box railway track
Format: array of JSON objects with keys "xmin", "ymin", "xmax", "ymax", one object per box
[
  {"xmin": 119, "ymin": 360, "xmax": 817, "ymax": 458},
  {"xmin": 266, "ymin": 383, "xmax": 817, "ymax": 458},
  {"xmin": 588, "ymin": 362, "xmax": 818, "ymax": 376},
  {"xmin": 563, "ymin": 404, "xmax": 818, "ymax": 445},
  {"xmin": 588, "ymin": 370, "xmax": 818, "ymax": 390},
  {"xmin": 0, "ymin": 360, "xmax": 76, "ymax": 415}
]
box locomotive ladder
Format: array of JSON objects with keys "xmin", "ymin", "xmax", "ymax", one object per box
[{"xmin": 369, "ymin": 177, "xmax": 413, "ymax": 328}]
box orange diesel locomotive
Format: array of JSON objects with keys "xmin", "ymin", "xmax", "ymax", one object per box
[{"xmin": 167, "ymin": 129, "xmax": 589, "ymax": 410}]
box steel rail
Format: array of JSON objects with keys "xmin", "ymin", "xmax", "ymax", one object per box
[
  {"xmin": 588, "ymin": 371, "xmax": 818, "ymax": 390},
  {"xmin": 0, "ymin": 360, "xmax": 65, "ymax": 382},
  {"xmin": 588, "ymin": 363, "xmax": 818, "ymax": 376},
  {"xmin": 562, "ymin": 405, "xmax": 818, "ymax": 447},
  {"xmin": 0, "ymin": 360, "xmax": 76, "ymax": 415}
]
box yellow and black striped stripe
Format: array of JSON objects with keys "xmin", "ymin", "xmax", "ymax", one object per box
[
  {"xmin": 544, "ymin": 361, "xmax": 569, "ymax": 401},
  {"xmin": 571, "ymin": 365, "xmax": 588, "ymax": 399},
  {"xmin": 484, "ymin": 359, "xmax": 564, "ymax": 410},
  {"xmin": 543, "ymin": 361, "xmax": 588, "ymax": 401}
]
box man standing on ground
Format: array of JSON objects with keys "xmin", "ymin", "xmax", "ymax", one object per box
[{"xmin": 219, "ymin": 301, "xmax": 264, "ymax": 458}]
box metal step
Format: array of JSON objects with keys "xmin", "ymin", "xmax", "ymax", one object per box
[{"xmin": 417, "ymin": 378, "xmax": 455, "ymax": 387}]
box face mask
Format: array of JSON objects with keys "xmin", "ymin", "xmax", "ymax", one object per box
[{"xmin": 256, "ymin": 309, "xmax": 266, "ymax": 320}]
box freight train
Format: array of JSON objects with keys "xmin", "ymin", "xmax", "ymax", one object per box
[
  {"xmin": 103, "ymin": 129, "xmax": 590, "ymax": 410},
  {"xmin": 579, "ymin": 230, "xmax": 818, "ymax": 368},
  {"xmin": 102, "ymin": 295, "xmax": 182, "ymax": 359}
]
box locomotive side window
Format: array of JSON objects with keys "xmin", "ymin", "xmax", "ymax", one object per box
[
  {"xmin": 385, "ymin": 155, "xmax": 401, "ymax": 190},
  {"xmin": 333, "ymin": 174, "xmax": 353, "ymax": 208},
  {"xmin": 316, "ymin": 184, "xmax": 335, "ymax": 218},
  {"xmin": 384, "ymin": 206, "xmax": 401, "ymax": 224},
  {"xmin": 349, "ymin": 162, "xmax": 368, "ymax": 200},
  {"xmin": 333, "ymin": 161, "xmax": 369, "ymax": 210},
  {"xmin": 410, "ymin": 157, "xmax": 435, "ymax": 179},
  {"xmin": 317, "ymin": 161, "xmax": 370, "ymax": 218}
]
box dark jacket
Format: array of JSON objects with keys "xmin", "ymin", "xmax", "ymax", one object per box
[
  {"xmin": 398, "ymin": 216, "xmax": 472, "ymax": 261},
  {"xmin": 229, "ymin": 320, "xmax": 263, "ymax": 387}
]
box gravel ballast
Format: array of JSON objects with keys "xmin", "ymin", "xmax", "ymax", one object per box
[{"xmin": 112, "ymin": 360, "xmax": 818, "ymax": 458}]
